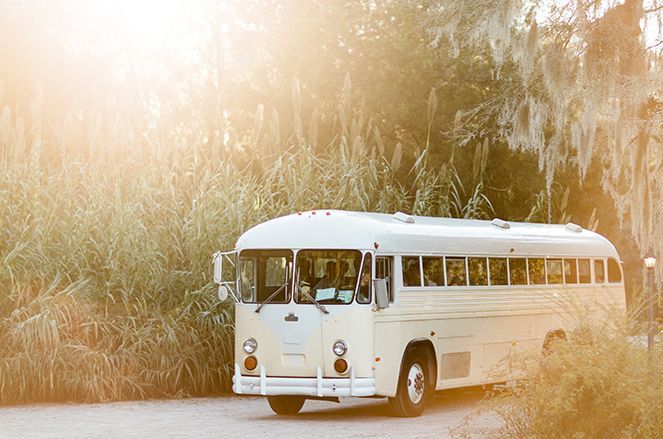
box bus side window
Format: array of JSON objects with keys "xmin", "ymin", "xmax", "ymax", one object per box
[
  {"xmin": 594, "ymin": 259, "xmax": 605, "ymax": 283},
  {"xmin": 546, "ymin": 259, "xmax": 563, "ymax": 284},
  {"xmin": 578, "ymin": 259, "xmax": 591, "ymax": 283},
  {"xmin": 445, "ymin": 257, "xmax": 467, "ymax": 286},
  {"xmin": 375, "ymin": 256, "xmax": 393, "ymax": 302},
  {"xmin": 563, "ymin": 258, "xmax": 578, "ymax": 284},
  {"xmin": 357, "ymin": 254, "xmax": 372, "ymax": 304},
  {"xmin": 468, "ymin": 257, "xmax": 488, "ymax": 286},
  {"xmin": 509, "ymin": 258, "xmax": 527, "ymax": 285},
  {"xmin": 422, "ymin": 257, "xmax": 443, "ymax": 286},
  {"xmin": 528, "ymin": 258, "xmax": 545, "ymax": 285},
  {"xmin": 240, "ymin": 258, "xmax": 256, "ymax": 301},
  {"xmin": 489, "ymin": 258, "xmax": 508, "ymax": 285},
  {"xmin": 402, "ymin": 256, "xmax": 421, "ymax": 287},
  {"xmin": 607, "ymin": 258, "xmax": 622, "ymax": 283}
]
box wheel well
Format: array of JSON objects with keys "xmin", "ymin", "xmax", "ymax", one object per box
[
  {"xmin": 402, "ymin": 339, "xmax": 437, "ymax": 385},
  {"xmin": 543, "ymin": 329, "xmax": 567, "ymax": 350}
]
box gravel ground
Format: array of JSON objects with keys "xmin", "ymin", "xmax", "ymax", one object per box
[{"xmin": 0, "ymin": 387, "xmax": 502, "ymax": 439}]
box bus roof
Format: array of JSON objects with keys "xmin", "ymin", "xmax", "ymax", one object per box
[{"xmin": 235, "ymin": 210, "xmax": 620, "ymax": 259}]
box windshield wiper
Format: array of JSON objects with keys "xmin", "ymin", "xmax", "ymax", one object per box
[
  {"xmin": 297, "ymin": 285, "xmax": 330, "ymax": 314},
  {"xmin": 255, "ymin": 283, "xmax": 287, "ymax": 313}
]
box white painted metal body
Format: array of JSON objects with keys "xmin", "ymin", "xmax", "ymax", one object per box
[{"xmin": 227, "ymin": 210, "xmax": 626, "ymax": 398}]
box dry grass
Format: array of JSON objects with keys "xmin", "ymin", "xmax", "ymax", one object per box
[
  {"xmin": 453, "ymin": 315, "xmax": 663, "ymax": 438},
  {"xmin": 0, "ymin": 80, "xmax": 494, "ymax": 404}
]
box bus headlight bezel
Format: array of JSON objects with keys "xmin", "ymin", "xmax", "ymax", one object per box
[
  {"xmin": 332, "ymin": 340, "xmax": 348, "ymax": 357},
  {"xmin": 243, "ymin": 338, "xmax": 258, "ymax": 354}
]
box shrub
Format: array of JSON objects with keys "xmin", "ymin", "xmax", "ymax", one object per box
[{"xmin": 455, "ymin": 322, "xmax": 663, "ymax": 438}]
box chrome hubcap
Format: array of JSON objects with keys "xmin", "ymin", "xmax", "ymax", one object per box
[{"xmin": 406, "ymin": 363, "xmax": 425, "ymax": 404}]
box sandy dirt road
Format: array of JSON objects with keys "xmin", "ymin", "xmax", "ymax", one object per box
[{"xmin": 0, "ymin": 387, "xmax": 501, "ymax": 439}]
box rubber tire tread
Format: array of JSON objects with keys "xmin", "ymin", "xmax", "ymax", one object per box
[
  {"xmin": 267, "ymin": 395, "xmax": 305, "ymax": 415},
  {"xmin": 387, "ymin": 349, "xmax": 430, "ymax": 417}
]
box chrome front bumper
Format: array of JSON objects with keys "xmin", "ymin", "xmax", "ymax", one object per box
[{"xmin": 232, "ymin": 364, "xmax": 376, "ymax": 397}]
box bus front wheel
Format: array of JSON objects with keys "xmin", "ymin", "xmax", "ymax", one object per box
[
  {"xmin": 388, "ymin": 349, "xmax": 431, "ymax": 417},
  {"xmin": 267, "ymin": 395, "xmax": 305, "ymax": 415}
]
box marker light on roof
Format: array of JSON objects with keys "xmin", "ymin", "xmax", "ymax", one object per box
[
  {"xmin": 491, "ymin": 218, "xmax": 510, "ymax": 229},
  {"xmin": 393, "ymin": 212, "xmax": 415, "ymax": 223},
  {"xmin": 565, "ymin": 223, "xmax": 582, "ymax": 233}
]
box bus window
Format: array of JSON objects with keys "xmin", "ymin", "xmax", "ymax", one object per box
[
  {"xmin": 402, "ymin": 257, "xmax": 422, "ymax": 287},
  {"xmin": 546, "ymin": 259, "xmax": 563, "ymax": 284},
  {"xmin": 239, "ymin": 250, "xmax": 292, "ymax": 303},
  {"xmin": 357, "ymin": 254, "xmax": 371, "ymax": 304},
  {"xmin": 528, "ymin": 258, "xmax": 545, "ymax": 284},
  {"xmin": 509, "ymin": 258, "xmax": 527, "ymax": 285},
  {"xmin": 445, "ymin": 257, "xmax": 467, "ymax": 286},
  {"xmin": 468, "ymin": 257, "xmax": 488, "ymax": 286},
  {"xmin": 594, "ymin": 259, "xmax": 605, "ymax": 283},
  {"xmin": 578, "ymin": 259, "xmax": 591, "ymax": 283},
  {"xmin": 296, "ymin": 250, "xmax": 361, "ymax": 304},
  {"xmin": 422, "ymin": 257, "xmax": 443, "ymax": 286},
  {"xmin": 489, "ymin": 258, "xmax": 508, "ymax": 285},
  {"xmin": 240, "ymin": 259, "xmax": 256, "ymax": 301},
  {"xmin": 608, "ymin": 258, "xmax": 622, "ymax": 283},
  {"xmin": 375, "ymin": 256, "xmax": 393, "ymax": 301},
  {"xmin": 563, "ymin": 258, "xmax": 578, "ymax": 284}
]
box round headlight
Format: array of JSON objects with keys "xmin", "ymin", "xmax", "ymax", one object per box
[
  {"xmin": 332, "ymin": 340, "xmax": 348, "ymax": 357},
  {"xmin": 243, "ymin": 338, "xmax": 257, "ymax": 354}
]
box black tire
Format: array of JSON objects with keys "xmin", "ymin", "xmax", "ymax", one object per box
[
  {"xmin": 388, "ymin": 349, "xmax": 432, "ymax": 417},
  {"xmin": 267, "ymin": 395, "xmax": 305, "ymax": 415}
]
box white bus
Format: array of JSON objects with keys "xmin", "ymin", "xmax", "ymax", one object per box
[{"xmin": 213, "ymin": 210, "xmax": 625, "ymax": 417}]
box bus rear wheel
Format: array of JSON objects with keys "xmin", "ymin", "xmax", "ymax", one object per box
[
  {"xmin": 267, "ymin": 395, "xmax": 305, "ymax": 415},
  {"xmin": 388, "ymin": 350, "xmax": 431, "ymax": 417}
]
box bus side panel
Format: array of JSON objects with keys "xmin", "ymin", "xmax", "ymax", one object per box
[
  {"xmin": 372, "ymin": 320, "xmax": 403, "ymax": 397},
  {"xmin": 373, "ymin": 318, "xmax": 439, "ymax": 397}
]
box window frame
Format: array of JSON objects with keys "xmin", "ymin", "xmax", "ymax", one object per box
[
  {"xmin": 421, "ymin": 256, "xmax": 445, "ymax": 287},
  {"xmin": 577, "ymin": 258, "xmax": 592, "ymax": 284},
  {"xmin": 593, "ymin": 258, "xmax": 606, "ymax": 284},
  {"xmin": 238, "ymin": 249, "xmax": 293, "ymax": 304},
  {"xmin": 546, "ymin": 258, "xmax": 564, "ymax": 285},
  {"xmin": 401, "ymin": 255, "xmax": 423, "ymax": 288},
  {"xmin": 294, "ymin": 248, "xmax": 363, "ymax": 305},
  {"xmin": 563, "ymin": 258, "xmax": 578, "ymax": 284},
  {"xmin": 355, "ymin": 252, "xmax": 372, "ymax": 304},
  {"xmin": 468, "ymin": 256, "xmax": 489, "ymax": 287},
  {"xmin": 607, "ymin": 257, "xmax": 623, "ymax": 284},
  {"xmin": 444, "ymin": 256, "xmax": 468, "ymax": 287}
]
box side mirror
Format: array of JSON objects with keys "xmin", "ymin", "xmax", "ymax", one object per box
[
  {"xmin": 217, "ymin": 284, "xmax": 229, "ymax": 301},
  {"xmin": 212, "ymin": 250, "xmax": 239, "ymax": 303},
  {"xmin": 213, "ymin": 251, "xmax": 222, "ymax": 283},
  {"xmin": 375, "ymin": 279, "xmax": 389, "ymax": 309}
]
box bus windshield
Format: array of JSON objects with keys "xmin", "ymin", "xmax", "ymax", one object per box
[
  {"xmin": 296, "ymin": 250, "xmax": 362, "ymax": 304},
  {"xmin": 239, "ymin": 250, "xmax": 292, "ymax": 303}
]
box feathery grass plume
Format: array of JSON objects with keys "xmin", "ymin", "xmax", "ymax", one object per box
[
  {"xmin": 472, "ymin": 138, "xmax": 489, "ymax": 183},
  {"xmin": 0, "ymin": 76, "xmax": 495, "ymax": 405},
  {"xmin": 269, "ymin": 108, "xmax": 280, "ymax": 151},
  {"xmin": 291, "ymin": 77, "xmax": 303, "ymax": 145},
  {"xmin": 342, "ymin": 72, "xmax": 352, "ymax": 113},
  {"xmin": 252, "ymin": 104, "xmax": 264, "ymax": 142},
  {"xmin": 373, "ymin": 126, "xmax": 384, "ymax": 156},
  {"xmin": 308, "ymin": 107, "xmax": 319, "ymax": 149},
  {"xmin": 391, "ymin": 142, "xmax": 402, "ymax": 172},
  {"xmin": 427, "ymin": 87, "xmax": 438, "ymax": 125}
]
